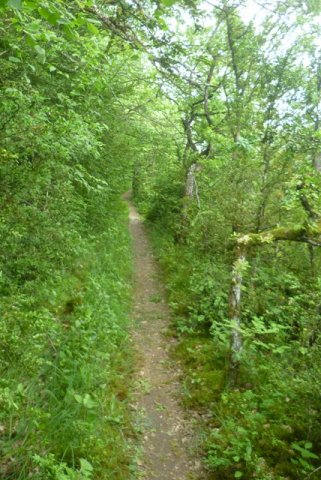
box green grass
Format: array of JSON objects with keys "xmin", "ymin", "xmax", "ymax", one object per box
[{"xmin": 0, "ymin": 198, "xmax": 137, "ymax": 480}]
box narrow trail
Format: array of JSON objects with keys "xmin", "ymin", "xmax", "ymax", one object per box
[{"xmin": 125, "ymin": 194, "xmax": 203, "ymax": 480}]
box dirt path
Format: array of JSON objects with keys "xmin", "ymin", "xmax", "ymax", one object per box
[{"xmin": 126, "ymin": 195, "xmax": 203, "ymax": 480}]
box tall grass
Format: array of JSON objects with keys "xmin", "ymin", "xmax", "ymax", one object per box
[{"xmin": 0, "ymin": 197, "xmax": 135, "ymax": 480}]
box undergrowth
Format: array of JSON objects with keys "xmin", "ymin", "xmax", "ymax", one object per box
[
  {"xmin": 0, "ymin": 198, "xmax": 135, "ymax": 480},
  {"xmin": 144, "ymin": 218, "xmax": 321, "ymax": 480}
]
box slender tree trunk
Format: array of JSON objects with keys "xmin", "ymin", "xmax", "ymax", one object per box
[
  {"xmin": 313, "ymin": 152, "xmax": 321, "ymax": 173},
  {"xmin": 227, "ymin": 247, "xmax": 247, "ymax": 387},
  {"xmin": 185, "ymin": 163, "xmax": 200, "ymax": 205},
  {"xmin": 185, "ymin": 162, "xmax": 198, "ymax": 198},
  {"xmin": 181, "ymin": 162, "xmax": 201, "ymax": 225}
]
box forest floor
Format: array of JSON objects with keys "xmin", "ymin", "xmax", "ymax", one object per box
[{"xmin": 125, "ymin": 193, "xmax": 204, "ymax": 480}]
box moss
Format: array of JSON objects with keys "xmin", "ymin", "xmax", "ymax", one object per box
[
  {"xmin": 184, "ymin": 370, "xmax": 224, "ymax": 408},
  {"xmin": 173, "ymin": 336, "xmax": 225, "ymax": 408},
  {"xmin": 271, "ymin": 225, "xmax": 306, "ymax": 240},
  {"xmin": 236, "ymin": 222, "xmax": 321, "ymax": 249},
  {"xmin": 308, "ymin": 221, "xmax": 321, "ymax": 236}
]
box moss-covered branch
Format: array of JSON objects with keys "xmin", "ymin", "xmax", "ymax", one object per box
[{"xmin": 235, "ymin": 222, "xmax": 321, "ymax": 248}]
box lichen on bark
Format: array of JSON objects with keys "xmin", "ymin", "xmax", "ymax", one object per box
[{"xmin": 235, "ymin": 222, "xmax": 321, "ymax": 248}]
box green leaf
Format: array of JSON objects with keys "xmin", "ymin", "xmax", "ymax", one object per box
[
  {"xmin": 39, "ymin": 8, "xmax": 61, "ymax": 26},
  {"xmin": 8, "ymin": 56, "xmax": 21, "ymax": 63},
  {"xmin": 87, "ymin": 21, "xmax": 99, "ymax": 34},
  {"xmin": 301, "ymin": 450, "xmax": 318, "ymax": 460},
  {"xmin": 24, "ymin": 0, "xmax": 37, "ymax": 9},
  {"xmin": 26, "ymin": 34, "xmax": 36, "ymax": 47},
  {"xmin": 50, "ymin": 13, "xmax": 61, "ymax": 25},
  {"xmin": 235, "ymin": 472, "xmax": 243, "ymax": 478},
  {"xmin": 80, "ymin": 459, "xmax": 93, "ymax": 474},
  {"xmin": 34, "ymin": 45, "xmax": 46, "ymax": 64},
  {"xmin": 16, "ymin": 383, "xmax": 24, "ymax": 393},
  {"xmin": 299, "ymin": 458, "xmax": 312, "ymax": 469},
  {"xmin": 7, "ymin": 0, "xmax": 22, "ymax": 8},
  {"xmin": 83, "ymin": 393, "xmax": 96, "ymax": 409},
  {"xmin": 160, "ymin": 0, "xmax": 178, "ymax": 6}
]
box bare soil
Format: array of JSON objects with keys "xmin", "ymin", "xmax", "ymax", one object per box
[{"xmin": 126, "ymin": 194, "xmax": 204, "ymax": 480}]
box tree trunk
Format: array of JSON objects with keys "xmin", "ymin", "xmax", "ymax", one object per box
[
  {"xmin": 313, "ymin": 152, "xmax": 321, "ymax": 172},
  {"xmin": 227, "ymin": 247, "xmax": 247, "ymax": 387},
  {"xmin": 182, "ymin": 162, "xmax": 201, "ymax": 220},
  {"xmin": 185, "ymin": 162, "xmax": 200, "ymax": 201}
]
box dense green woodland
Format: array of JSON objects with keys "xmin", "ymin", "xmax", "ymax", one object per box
[{"xmin": 1, "ymin": 0, "xmax": 321, "ymax": 478}]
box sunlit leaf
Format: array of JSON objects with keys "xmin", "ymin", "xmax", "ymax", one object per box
[
  {"xmin": 87, "ymin": 21, "xmax": 99, "ymax": 35},
  {"xmin": 160, "ymin": 0, "xmax": 178, "ymax": 6},
  {"xmin": 7, "ymin": 0, "xmax": 22, "ymax": 8},
  {"xmin": 34, "ymin": 45, "xmax": 46, "ymax": 63},
  {"xmin": 8, "ymin": 56, "xmax": 21, "ymax": 63}
]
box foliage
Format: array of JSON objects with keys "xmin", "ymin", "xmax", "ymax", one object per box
[
  {"xmin": 0, "ymin": 1, "xmax": 142, "ymax": 478},
  {"xmin": 3, "ymin": 0, "xmax": 321, "ymax": 478},
  {"xmin": 133, "ymin": 1, "xmax": 321, "ymax": 478}
]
